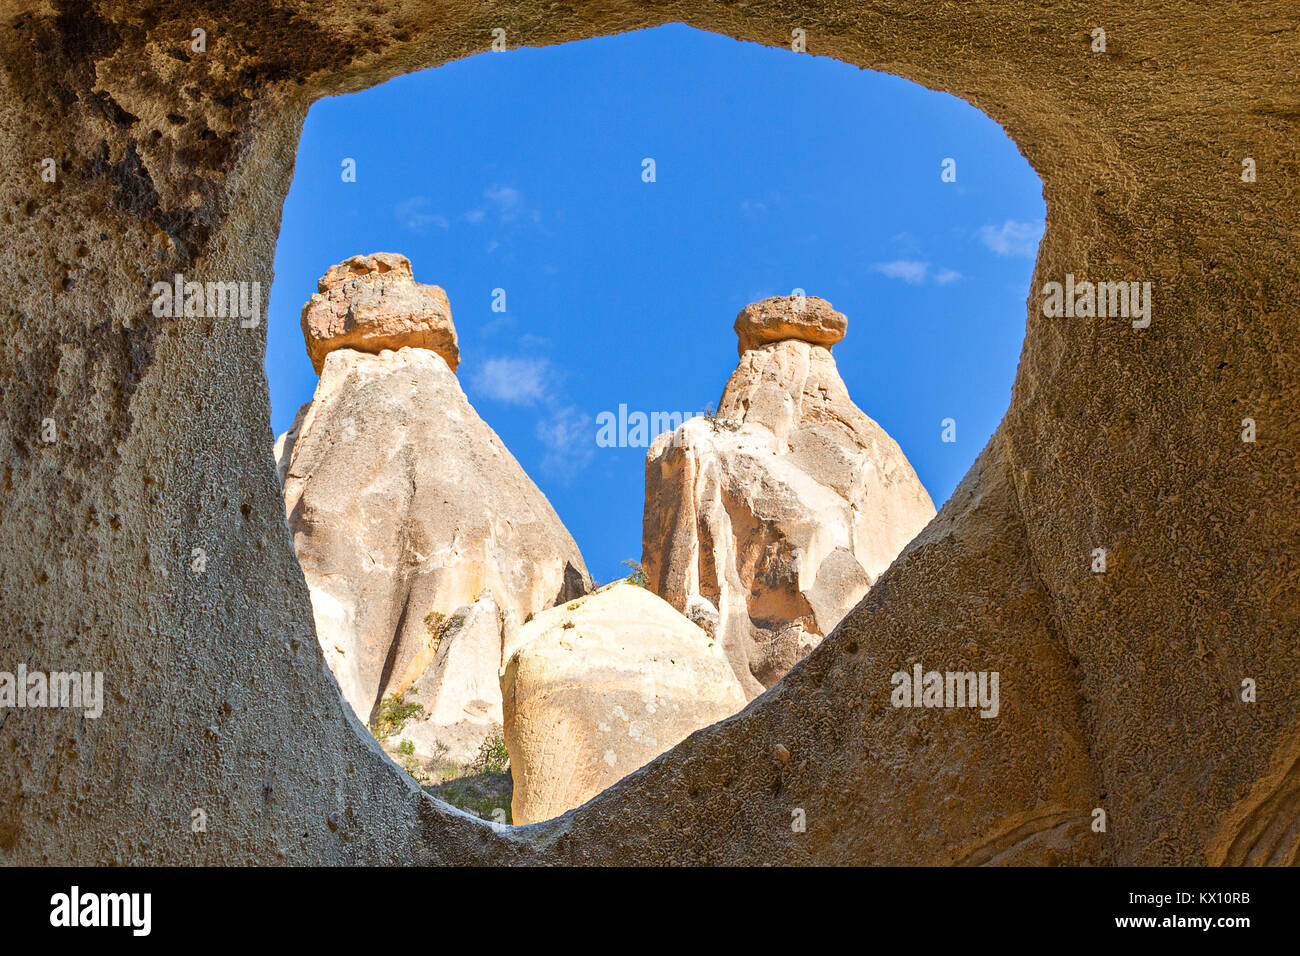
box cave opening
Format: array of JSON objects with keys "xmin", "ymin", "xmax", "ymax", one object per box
[{"xmin": 264, "ymin": 23, "xmax": 1044, "ymax": 826}]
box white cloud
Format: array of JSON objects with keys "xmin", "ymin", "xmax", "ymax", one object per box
[
  {"xmin": 464, "ymin": 185, "xmax": 541, "ymax": 245},
  {"xmin": 484, "ymin": 184, "xmax": 521, "ymax": 210},
  {"xmin": 891, "ymin": 232, "xmax": 923, "ymax": 256},
  {"xmin": 398, "ymin": 184, "xmax": 545, "ymax": 237},
  {"xmin": 977, "ymin": 219, "xmax": 1043, "ymax": 258},
  {"xmin": 871, "ymin": 260, "xmax": 964, "ymax": 286},
  {"xmin": 472, "ymin": 356, "xmax": 551, "ymax": 405},
  {"xmin": 872, "ymin": 260, "xmax": 930, "ymax": 285},
  {"xmin": 394, "ymin": 196, "xmax": 449, "ymax": 231},
  {"xmin": 536, "ymin": 405, "xmax": 595, "ymax": 481}
]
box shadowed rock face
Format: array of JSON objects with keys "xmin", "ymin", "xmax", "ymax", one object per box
[
  {"xmin": 0, "ymin": 2, "xmax": 1295, "ymax": 866},
  {"xmin": 279, "ymin": 258, "xmax": 590, "ymax": 732},
  {"xmin": 644, "ymin": 296, "xmax": 935, "ymax": 695}
]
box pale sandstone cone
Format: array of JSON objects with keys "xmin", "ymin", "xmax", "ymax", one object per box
[
  {"xmin": 279, "ymin": 257, "xmax": 590, "ymax": 754},
  {"xmin": 643, "ymin": 295, "xmax": 936, "ymax": 697}
]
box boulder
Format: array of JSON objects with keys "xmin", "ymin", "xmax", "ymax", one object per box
[
  {"xmin": 643, "ymin": 295, "xmax": 936, "ymax": 696},
  {"xmin": 733, "ymin": 294, "xmax": 846, "ymax": 355},
  {"xmin": 501, "ymin": 582, "xmax": 747, "ymax": 824},
  {"xmin": 300, "ymin": 252, "xmax": 459, "ymax": 375}
]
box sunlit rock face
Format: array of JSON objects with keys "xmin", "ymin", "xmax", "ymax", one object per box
[
  {"xmin": 279, "ymin": 256, "xmax": 590, "ymax": 732},
  {"xmin": 397, "ymin": 591, "xmax": 508, "ymax": 765},
  {"xmin": 300, "ymin": 252, "xmax": 459, "ymax": 375},
  {"xmin": 643, "ymin": 296, "xmax": 936, "ymax": 696},
  {"xmin": 501, "ymin": 582, "xmax": 747, "ymax": 824}
]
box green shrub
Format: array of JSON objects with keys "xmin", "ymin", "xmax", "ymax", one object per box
[
  {"xmin": 423, "ymin": 610, "xmax": 456, "ymax": 659},
  {"xmin": 400, "ymin": 753, "xmax": 427, "ymax": 783},
  {"xmin": 369, "ymin": 691, "xmax": 423, "ymax": 741},
  {"xmin": 472, "ymin": 726, "xmax": 510, "ymax": 774},
  {"xmin": 620, "ymin": 559, "xmax": 647, "ymax": 587},
  {"xmin": 424, "ymin": 777, "xmax": 512, "ymax": 824}
]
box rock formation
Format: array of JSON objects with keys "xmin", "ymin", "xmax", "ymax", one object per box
[
  {"xmin": 300, "ymin": 252, "xmax": 459, "ymax": 375},
  {"xmin": 643, "ymin": 296, "xmax": 936, "ymax": 696},
  {"xmin": 278, "ymin": 255, "xmax": 590, "ymax": 745},
  {"xmin": 501, "ymin": 582, "xmax": 747, "ymax": 824},
  {"xmin": 398, "ymin": 592, "xmax": 506, "ymax": 764}
]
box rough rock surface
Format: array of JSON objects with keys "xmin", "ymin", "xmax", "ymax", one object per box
[
  {"xmin": 280, "ymin": 262, "xmax": 590, "ymax": 725},
  {"xmin": 734, "ymin": 295, "xmax": 846, "ymax": 355},
  {"xmin": 501, "ymin": 583, "xmax": 747, "ymax": 824},
  {"xmin": 0, "ymin": 2, "xmax": 1295, "ymax": 867},
  {"xmin": 644, "ymin": 296, "xmax": 936, "ymax": 695},
  {"xmin": 301, "ymin": 252, "xmax": 458, "ymax": 375},
  {"xmin": 396, "ymin": 592, "xmax": 506, "ymax": 765},
  {"xmin": 273, "ymin": 401, "xmax": 310, "ymax": 487}
]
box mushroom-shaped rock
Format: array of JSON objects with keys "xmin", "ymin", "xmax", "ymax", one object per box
[
  {"xmin": 279, "ymin": 257, "xmax": 590, "ymax": 731},
  {"xmin": 300, "ymin": 252, "xmax": 459, "ymax": 375},
  {"xmin": 733, "ymin": 294, "xmax": 847, "ymax": 357},
  {"xmin": 644, "ymin": 296, "xmax": 935, "ymax": 696}
]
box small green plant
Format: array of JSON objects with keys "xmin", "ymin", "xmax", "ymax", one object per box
[
  {"xmin": 419, "ymin": 729, "xmax": 513, "ymax": 823},
  {"xmin": 385, "ymin": 734, "xmax": 429, "ymax": 783},
  {"xmin": 700, "ymin": 401, "xmax": 741, "ymax": 433},
  {"xmin": 424, "ymin": 779, "xmax": 512, "ymax": 824},
  {"xmin": 524, "ymin": 611, "xmax": 534, "ymax": 623},
  {"xmin": 419, "ymin": 739, "xmax": 461, "ymax": 783},
  {"xmin": 400, "ymin": 752, "xmax": 428, "ymax": 783},
  {"xmin": 423, "ymin": 610, "xmax": 455, "ymax": 659},
  {"xmin": 472, "ymin": 726, "xmax": 510, "ymax": 774},
  {"xmin": 620, "ymin": 559, "xmax": 647, "ymax": 587},
  {"xmin": 369, "ymin": 690, "xmax": 423, "ymax": 741},
  {"xmin": 562, "ymin": 620, "xmax": 575, "ymax": 630}
]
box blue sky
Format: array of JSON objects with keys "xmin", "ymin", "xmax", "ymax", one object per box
[{"xmin": 267, "ymin": 24, "xmax": 1044, "ymax": 585}]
